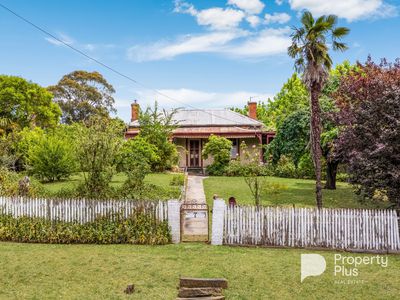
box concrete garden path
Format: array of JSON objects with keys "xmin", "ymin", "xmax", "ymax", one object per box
[{"xmin": 184, "ymin": 175, "xmax": 207, "ymax": 204}]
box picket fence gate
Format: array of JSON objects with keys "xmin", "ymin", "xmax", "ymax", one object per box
[
  {"xmin": 0, "ymin": 196, "xmax": 169, "ymax": 224},
  {"xmin": 223, "ymin": 205, "xmax": 400, "ymax": 252}
]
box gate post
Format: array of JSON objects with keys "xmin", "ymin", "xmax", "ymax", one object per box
[
  {"xmin": 168, "ymin": 200, "xmax": 181, "ymax": 243},
  {"xmin": 211, "ymin": 199, "xmax": 226, "ymax": 245}
]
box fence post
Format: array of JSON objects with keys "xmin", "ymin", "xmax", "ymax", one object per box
[
  {"xmin": 211, "ymin": 199, "xmax": 226, "ymax": 245},
  {"xmin": 167, "ymin": 200, "xmax": 181, "ymax": 244}
]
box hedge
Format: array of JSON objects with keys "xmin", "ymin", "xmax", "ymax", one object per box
[{"xmin": 0, "ymin": 212, "xmax": 171, "ymax": 245}]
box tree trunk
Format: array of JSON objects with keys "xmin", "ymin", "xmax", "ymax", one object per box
[
  {"xmin": 324, "ymin": 161, "xmax": 339, "ymax": 190},
  {"xmin": 309, "ymin": 85, "xmax": 323, "ymax": 208}
]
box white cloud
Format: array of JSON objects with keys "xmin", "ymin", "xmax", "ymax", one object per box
[
  {"xmin": 173, "ymin": 0, "xmax": 197, "ymax": 15},
  {"xmin": 227, "ymin": 0, "xmax": 265, "ymax": 14},
  {"xmin": 128, "ymin": 0, "xmax": 292, "ymax": 62},
  {"xmin": 44, "ymin": 33, "xmax": 74, "ymax": 46},
  {"xmin": 264, "ymin": 12, "xmax": 291, "ymax": 24},
  {"xmin": 127, "ymin": 27, "xmax": 291, "ymax": 61},
  {"xmin": 196, "ymin": 7, "xmax": 245, "ymax": 30},
  {"xmin": 127, "ymin": 31, "xmax": 246, "ymax": 62},
  {"xmin": 246, "ymin": 15, "xmax": 262, "ymax": 27},
  {"xmin": 289, "ymin": 0, "xmax": 397, "ymax": 21},
  {"xmin": 225, "ymin": 27, "xmax": 291, "ymax": 58},
  {"xmin": 45, "ymin": 33, "xmax": 116, "ymax": 54},
  {"xmin": 118, "ymin": 88, "xmax": 273, "ymax": 109},
  {"xmin": 174, "ymin": 1, "xmax": 245, "ymax": 30},
  {"xmin": 275, "ymin": 0, "xmax": 283, "ymax": 5}
]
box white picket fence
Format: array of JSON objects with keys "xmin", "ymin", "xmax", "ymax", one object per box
[
  {"xmin": 223, "ymin": 205, "xmax": 400, "ymax": 252},
  {"xmin": 0, "ymin": 196, "xmax": 169, "ymax": 224}
]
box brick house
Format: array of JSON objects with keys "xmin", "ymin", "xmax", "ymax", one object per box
[{"xmin": 125, "ymin": 101, "xmax": 275, "ymax": 173}]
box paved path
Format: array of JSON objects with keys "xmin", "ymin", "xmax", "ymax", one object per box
[{"xmin": 184, "ymin": 175, "xmax": 207, "ymax": 204}]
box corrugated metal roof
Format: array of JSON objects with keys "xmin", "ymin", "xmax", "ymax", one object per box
[{"xmin": 129, "ymin": 109, "xmax": 264, "ymax": 127}]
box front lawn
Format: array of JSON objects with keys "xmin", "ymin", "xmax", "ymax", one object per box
[
  {"xmin": 41, "ymin": 172, "xmax": 180, "ymax": 196},
  {"xmin": 203, "ymin": 176, "xmax": 384, "ymax": 209},
  {"xmin": 0, "ymin": 242, "xmax": 398, "ymax": 299}
]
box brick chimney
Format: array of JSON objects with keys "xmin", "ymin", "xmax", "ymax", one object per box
[
  {"xmin": 248, "ymin": 101, "xmax": 257, "ymax": 120},
  {"xmin": 131, "ymin": 100, "xmax": 139, "ymax": 122}
]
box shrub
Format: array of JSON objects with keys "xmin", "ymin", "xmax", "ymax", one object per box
[
  {"xmin": 336, "ymin": 173, "xmax": 349, "ymax": 182},
  {"xmin": 0, "ymin": 168, "xmax": 45, "ymax": 197},
  {"xmin": 138, "ymin": 102, "xmax": 178, "ymax": 171},
  {"xmin": 297, "ymin": 153, "xmax": 315, "ymax": 179},
  {"xmin": 0, "ymin": 211, "xmax": 171, "ymax": 245},
  {"xmin": 225, "ymin": 160, "xmax": 246, "ymax": 176},
  {"xmin": 28, "ymin": 134, "xmax": 77, "ymax": 182},
  {"xmin": 117, "ymin": 183, "xmax": 180, "ymax": 201},
  {"xmin": 117, "ymin": 137, "xmax": 160, "ymax": 192},
  {"xmin": 76, "ymin": 117, "xmax": 125, "ymax": 199},
  {"xmin": 202, "ymin": 135, "xmax": 232, "ymax": 176},
  {"xmin": 170, "ymin": 174, "xmax": 184, "ymax": 186},
  {"xmin": 274, "ymin": 155, "xmax": 297, "ymax": 178}
]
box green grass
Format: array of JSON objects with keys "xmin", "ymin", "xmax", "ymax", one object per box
[
  {"xmin": 0, "ymin": 242, "xmax": 399, "ymax": 299},
  {"xmin": 42, "ymin": 172, "xmax": 178, "ymax": 194},
  {"xmin": 204, "ymin": 176, "xmax": 384, "ymax": 209}
]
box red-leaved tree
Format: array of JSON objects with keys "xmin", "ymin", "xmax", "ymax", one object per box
[{"xmin": 334, "ymin": 57, "xmax": 400, "ymax": 213}]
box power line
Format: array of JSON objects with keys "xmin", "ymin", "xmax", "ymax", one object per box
[{"xmin": 0, "ymin": 2, "xmax": 264, "ymax": 129}]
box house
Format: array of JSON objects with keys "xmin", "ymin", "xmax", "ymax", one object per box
[{"xmin": 125, "ymin": 101, "xmax": 275, "ymax": 172}]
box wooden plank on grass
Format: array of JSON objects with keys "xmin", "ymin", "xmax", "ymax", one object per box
[
  {"xmin": 179, "ymin": 278, "xmax": 228, "ymax": 289},
  {"xmin": 178, "ymin": 287, "xmax": 222, "ymax": 297},
  {"xmin": 176, "ymin": 297, "xmax": 225, "ymax": 300}
]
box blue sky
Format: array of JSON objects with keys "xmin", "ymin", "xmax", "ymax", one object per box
[{"xmin": 1, "ymin": 0, "xmax": 399, "ymax": 122}]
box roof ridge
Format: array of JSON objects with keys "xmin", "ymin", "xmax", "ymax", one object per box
[
  {"xmin": 227, "ymin": 109, "xmax": 265, "ymax": 126},
  {"xmin": 175, "ymin": 108, "xmax": 227, "ymax": 111}
]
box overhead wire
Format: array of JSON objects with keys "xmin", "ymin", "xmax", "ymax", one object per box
[{"xmin": 0, "ymin": 2, "xmax": 266, "ymax": 132}]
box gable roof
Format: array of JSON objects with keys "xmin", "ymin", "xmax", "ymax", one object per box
[{"xmin": 129, "ymin": 109, "xmax": 264, "ymax": 127}]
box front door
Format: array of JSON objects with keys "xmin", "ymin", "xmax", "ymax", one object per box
[{"xmin": 189, "ymin": 140, "xmax": 200, "ymax": 167}]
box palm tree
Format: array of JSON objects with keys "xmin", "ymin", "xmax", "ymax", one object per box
[{"xmin": 288, "ymin": 12, "xmax": 349, "ymax": 208}]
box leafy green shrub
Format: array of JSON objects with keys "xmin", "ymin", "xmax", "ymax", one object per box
[
  {"xmin": 0, "ymin": 168, "xmax": 45, "ymax": 197},
  {"xmin": 76, "ymin": 117, "xmax": 125, "ymax": 199},
  {"xmin": 224, "ymin": 160, "xmax": 273, "ymax": 177},
  {"xmin": 169, "ymin": 174, "xmax": 184, "ymax": 186},
  {"xmin": 116, "ymin": 183, "xmax": 180, "ymax": 201},
  {"xmin": 336, "ymin": 173, "xmax": 349, "ymax": 182},
  {"xmin": 0, "ymin": 211, "xmax": 171, "ymax": 245},
  {"xmin": 297, "ymin": 153, "xmax": 315, "ymax": 179},
  {"xmin": 224, "ymin": 160, "xmax": 246, "ymax": 176},
  {"xmin": 138, "ymin": 102, "xmax": 178, "ymax": 171},
  {"xmin": 274, "ymin": 155, "xmax": 297, "ymax": 178},
  {"xmin": 202, "ymin": 135, "xmax": 232, "ymax": 176},
  {"xmin": 28, "ymin": 134, "xmax": 77, "ymax": 182},
  {"xmin": 117, "ymin": 137, "xmax": 160, "ymax": 193}
]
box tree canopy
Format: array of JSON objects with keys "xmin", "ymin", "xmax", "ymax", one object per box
[
  {"xmin": 0, "ymin": 75, "xmax": 61, "ymax": 131},
  {"xmin": 268, "ymin": 109, "xmax": 310, "ymax": 167},
  {"xmin": 48, "ymin": 70, "xmax": 116, "ymax": 124},
  {"xmin": 334, "ymin": 58, "xmax": 400, "ymax": 209},
  {"xmin": 232, "ymin": 74, "xmax": 308, "ymax": 130}
]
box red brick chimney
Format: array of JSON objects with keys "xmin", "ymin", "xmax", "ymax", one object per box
[
  {"xmin": 248, "ymin": 101, "xmax": 257, "ymax": 120},
  {"xmin": 131, "ymin": 100, "xmax": 139, "ymax": 122}
]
